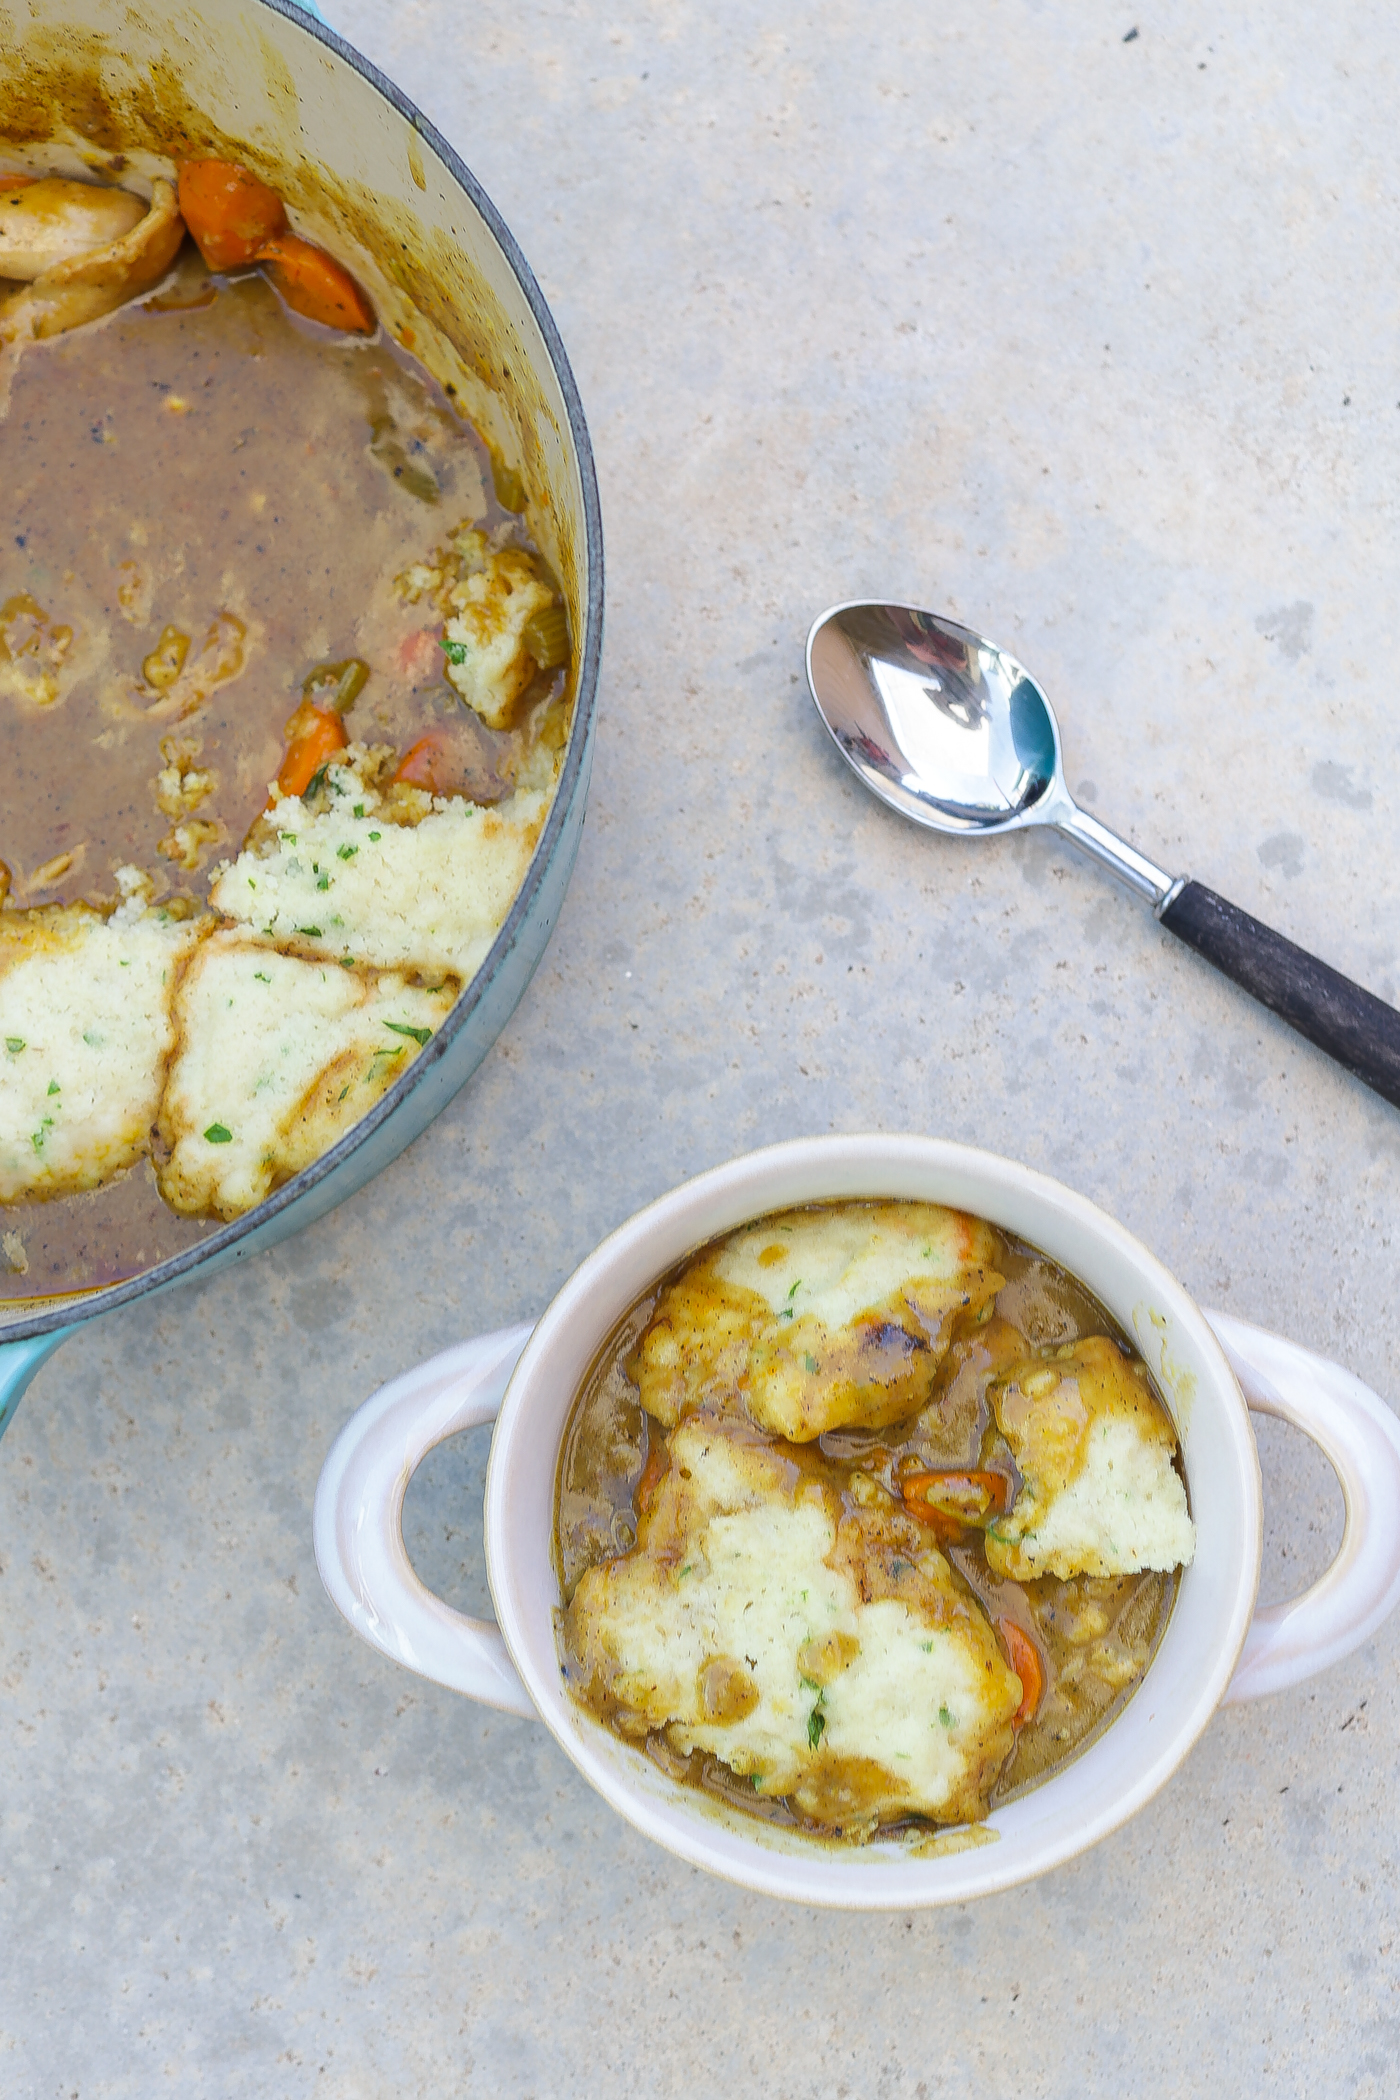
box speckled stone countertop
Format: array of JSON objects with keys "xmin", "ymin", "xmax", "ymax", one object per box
[{"xmin": 4, "ymin": 2, "xmax": 1398, "ymax": 2091}]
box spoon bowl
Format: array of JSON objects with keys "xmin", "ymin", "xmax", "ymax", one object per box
[{"xmin": 806, "ymin": 602, "xmax": 1062, "ymax": 834}]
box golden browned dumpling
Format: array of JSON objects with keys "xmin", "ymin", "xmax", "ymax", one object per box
[
  {"xmin": 984, "ymin": 1336, "xmax": 1196, "ymax": 1581},
  {"xmin": 155, "ymin": 933, "xmax": 459, "ymax": 1220},
  {"xmin": 632, "ymin": 1202, "xmax": 1005, "ymax": 1440},
  {"xmin": 562, "ymin": 1412, "xmax": 1023, "ymax": 1835}
]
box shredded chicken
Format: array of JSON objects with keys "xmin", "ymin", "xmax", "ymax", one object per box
[{"xmin": 0, "ymin": 178, "xmax": 184, "ymax": 346}]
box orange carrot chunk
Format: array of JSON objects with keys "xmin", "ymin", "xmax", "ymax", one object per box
[
  {"xmin": 274, "ymin": 700, "xmax": 347, "ymax": 800},
  {"xmin": 901, "ymin": 1468, "xmax": 1011, "ymax": 1540},
  {"xmin": 0, "ymin": 174, "xmax": 37, "ymax": 190},
  {"xmin": 256, "ymin": 232, "xmax": 374, "ymax": 334},
  {"xmin": 393, "ymin": 732, "xmax": 453, "ymax": 793},
  {"xmin": 997, "ymin": 1619, "xmax": 1044, "ymax": 1729},
  {"xmin": 177, "ymin": 159, "xmax": 286, "ymax": 270}
]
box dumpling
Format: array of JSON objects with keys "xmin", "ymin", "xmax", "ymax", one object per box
[
  {"xmin": 632, "ymin": 1202, "xmax": 1004, "ymax": 1440},
  {"xmin": 0, "ymin": 898, "xmax": 205, "ymax": 1201},
  {"xmin": 155, "ymin": 931, "xmax": 458, "ymax": 1219},
  {"xmin": 984, "ymin": 1336, "xmax": 1196, "ymax": 1581},
  {"xmin": 562, "ymin": 1412, "xmax": 1023, "ymax": 1834}
]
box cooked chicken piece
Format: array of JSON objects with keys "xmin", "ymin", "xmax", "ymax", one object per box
[
  {"xmin": 984, "ymin": 1336, "xmax": 1196, "ymax": 1581},
  {"xmin": 563, "ymin": 1413, "xmax": 1022, "ymax": 1835},
  {"xmin": 0, "ymin": 178, "xmax": 184, "ymax": 344},
  {"xmin": 633, "ymin": 1202, "xmax": 1005, "ymax": 1440},
  {"xmin": 155, "ymin": 932, "xmax": 460, "ymax": 1220},
  {"xmin": 0, "ymin": 896, "xmax": 206, "ymax": 1201},
  {"xmin": 210, "ymin": 751, "xmax": 551, "ymax": 979},
  {"xmin": 0, "ymin": 177, "xmax": 146, "ymax": 279}
]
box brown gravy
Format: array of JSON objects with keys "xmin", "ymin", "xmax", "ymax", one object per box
[{"xmin": 1, "ymin": 257, "xmax": 560, "ymax": 1299}]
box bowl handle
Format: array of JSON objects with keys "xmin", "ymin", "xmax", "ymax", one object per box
[
  {"xmin": 313, "ymin": 1322, "xmax": 536, "ymax": 1718},
  {"xmin": 1206, "ymin": 1309, "xmax": 1400, "ymax": 1702}
]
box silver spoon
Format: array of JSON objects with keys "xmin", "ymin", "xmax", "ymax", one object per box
[{"xmin": 806, "ymin": 599, "xmax": 1400, "ymax": 1111}]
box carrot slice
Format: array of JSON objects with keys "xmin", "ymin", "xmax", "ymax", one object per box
[
  {"xmin": 177, "ymin": 160, "xmax": 286, "ymax": 270},
  {"xmin": 0, "ymin": 175, "xmax": 37, "ymax": 190},
  {"xmin": 256, "ymin": 232, "xmax": 374, "ymax": 334},
  {"xmin": 997, "ymin": 1619, "xmax": 1044, "ymax": 1728},
  {"xmin": 901, "ymin": 1468, "xmax": 1011, "ymax": 1540},
  {"xmin": 274, "ymin": 701, "xmax": 347, "ymax": 800},
  {"xmin": 394, "ymin": 733, "xmax": 454, "ymax": 793}
]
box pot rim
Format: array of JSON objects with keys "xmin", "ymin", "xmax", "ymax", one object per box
[
  {"xmin": 482, "ymin": 1133, "xmax": 1261, "ymax": 1907},
  {"xmin": 1, "ymin": 0, "xmax": 604, "ymax": 1341}
]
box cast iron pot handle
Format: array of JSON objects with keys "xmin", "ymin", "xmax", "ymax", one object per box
[
  {"xmin": 313, "ymin": 1322, "xmax": 536, "ymax": 1718},
  {"xmin": 1207, "ymin": 1310, "xmax": 1400, "ymax": 1702}
]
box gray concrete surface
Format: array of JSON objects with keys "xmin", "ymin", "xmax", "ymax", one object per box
[{"xmin": 4, "ymin": 1, "xmax": 1399, "ymax": 2091}]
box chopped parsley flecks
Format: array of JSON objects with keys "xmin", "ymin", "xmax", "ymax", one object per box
[
  {"xmin": 336, "ymin": 843, "xmax": 358, "ymax": 861},
  {"xmin": 5, "ymin": 1038, "xmax": 24, "ymax": 1054},
  {"xmin": 46, "ymin": 1080, "xmax": 60, "ymax": 1096},
  {"xmin": 384, "ymin": 1021, "xmax": 432, "ymax": 1046},
  {"xmin": 316, "ymin": 873, "xmax": 330, "ymax": 891},
  {"xmin": 938, "ymin": 1703, "xmax": 954, "ymax": 1729},
  {"xmin": 254, "ymin": 971, "xmax": 271, "ymax": 984},
  {"xmin": 203, "ymin": 1124, "xmax": 233, "ymax": 1145},
  {"xmin": 441, "ymin": 636, "xmax": 468, "ymax": 665},
  {"xmin": 368, "ymin": 831, "xmax": 382, "ymax": 842},
  {"xmin": 295, "ymin": 925, "xmax": 322, "ymax": 938},
  {"xmin": 352, "ymin": 803, "xmax": 365, "ymax": 818}
]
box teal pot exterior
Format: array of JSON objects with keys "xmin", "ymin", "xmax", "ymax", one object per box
[{"xmin": 0, "ymin": 0, "xmax": 604, "ymax": 1434}]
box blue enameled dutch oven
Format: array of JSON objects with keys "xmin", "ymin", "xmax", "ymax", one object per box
[{"xmin": 0, "ymin": 0, "xmax": 603, "ymax": 1435}]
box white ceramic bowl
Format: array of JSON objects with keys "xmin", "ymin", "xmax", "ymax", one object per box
[{"xmin": 315, "ymin": 1136, "xmax": 1400, "ymax": 1907}]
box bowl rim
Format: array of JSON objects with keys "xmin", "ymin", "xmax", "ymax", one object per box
[
  {"xmin": 2, "ymin": 0, "xmax": 604, "ymax": 1340},
  {"xmin": 483, "ymin": 1134, "xmax": 1263, "ymax": 1907}
]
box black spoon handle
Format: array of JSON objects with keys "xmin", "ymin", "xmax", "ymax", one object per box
[{"xmin": 1158, "ymin": 881, "xmax": 1400, "ymax": 1110}]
